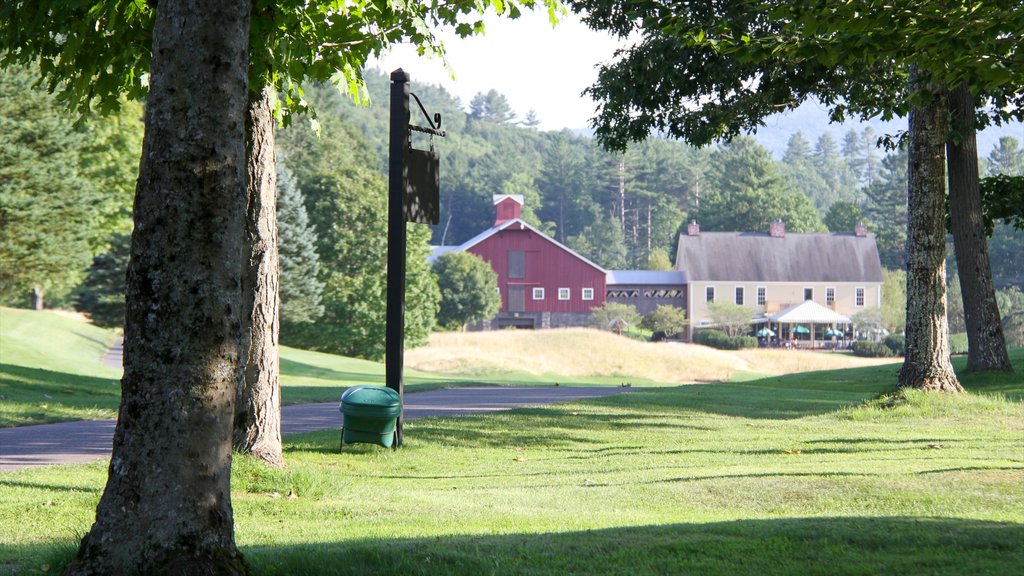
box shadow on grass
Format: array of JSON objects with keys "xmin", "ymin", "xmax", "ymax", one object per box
[
  {"xmin": 229, "ymin": 516, "xmax": 1024, "ymax": 576},
  {"xmin": 0, "ymin": 364, "xmax": 120, "ymax": 426},
  {"xmin": 12, "ymin": 514, "xmax": 1023, "ymax": 576}
]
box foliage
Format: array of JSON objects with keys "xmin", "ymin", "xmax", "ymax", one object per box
[
  {"xmin": 692, "ymin": 329, "xmax": 758, "ymax": 350},
  {"xmin": 823, "ymin": 201, "xmax": 864, "ymax": 234},
  {"xmin": 862, "ymin": 149, "xmax": 909, "ymax": 269},
  {"xmin": 74, "ymin": 232, "xmax": 130, "ymax": 328},
  {"xmin": 640, "ymin": 305, "xmax": 688, "ymax": 338},
  {"xmin": 645, "ymin": 248, "xmax": 673, "ymax": 271},
  {"xmin": 0, "ymin": 0, "xmax": 563, "ymax": 122},
  {"xmin": 277, "ymin": 161, "xmax": 324, "ymax": 325},
  {"xmin": 698, "ymin": 137, "xmax": 825, "ymax": 233},
  {"xmin": 706, "ymin": 302, "xmax": 755, "ymax": 336},
  {"xmin": 432, "ymin": 252, "xmax": 501, "ymax": 330},
  {"xmin": 949, "ymin": 333, "xmax": 970, "ymax": 355},
  {"xmin": 852, "ymin": 307, "xmax": 885, "ymax": 336},
  {"xmin": 880, "ymin": 268, "xmax": 907, "ymax": 334},
  {"xmin": 884, "ymin": 334, "xmax": 906, "ymax": 357},
  {"xmin": 588, "ymin": 302, "xmax": 641, "ymax": 331},
  {"xmin": 996, "ymin": 286, "xmax": 1024, "ymax": 348},
  {"xmin": 567, "ymin": 212, "xmax": 629, "ymax": 269},
  {"xmin": 852, "ymin": 340, "xmax": 895, "ymax": 358},
  {"xmin": 0, "ymin": 64, "xmax": 100, "ymax": 307},
  {"xmin": 278, "ymin": 107, "xmax": 437, "ymax": 359}
]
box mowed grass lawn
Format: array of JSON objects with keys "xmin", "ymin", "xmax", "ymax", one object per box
[{"xmin": 1, "ymin": 309, "xmax": 1022, "ymax": 574}]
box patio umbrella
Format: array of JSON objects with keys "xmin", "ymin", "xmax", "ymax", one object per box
[
  {"xmin": 824, "ymin": 328, "xmax": 840, "ymax": 338},
  {"xmin": 793, "ymin": 325, "xmax": 810, "ymax": 334},
  {"xmin": 756, "ymin": 328, "xmax": 776, "ymax": 337}
]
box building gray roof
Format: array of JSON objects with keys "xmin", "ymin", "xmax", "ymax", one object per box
[
  {"xmin": 606, "ymin": 270, "xmax": 687, "ymax": 286},
  {"xmin": 676, "ymin": 232, "xmax": 884, "ymax": 283}
]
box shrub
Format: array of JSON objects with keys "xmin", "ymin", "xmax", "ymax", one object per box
[
  {"xmin": 883, "ymin": 334, "xmax": 905, "ymax": 356},
  {"xmin": 852, "ymin": 340, "xmax": 894, "ymax": 357},
  {"xmin": 693, "ymin": 329, "xmax": 758, "ymax": 350}
]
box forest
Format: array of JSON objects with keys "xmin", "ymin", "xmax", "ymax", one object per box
[{"xmin": 3, "ymin": 64, "xmax": 1023, "ymax": 360}]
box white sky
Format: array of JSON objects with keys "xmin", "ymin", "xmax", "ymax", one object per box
[{"xmin": 370, "ymin": 9, "xmax": 626, "ymax": 132}]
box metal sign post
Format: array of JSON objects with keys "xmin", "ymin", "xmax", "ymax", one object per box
[{"xmin": 386, "ymin": 69, "xmax": 444, "ymax": 447}]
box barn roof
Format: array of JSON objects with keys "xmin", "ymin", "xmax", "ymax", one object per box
[
  {"xmin": 606, "ymin": 270, "xmax": 687, "ymax": 286},
  {"xmin": 440, "ymin": 218, "xmax": 607, "ymax": 274},
  {"xmin": 675, "ymin": 232, "xmax": 884, "ymax": 283}
]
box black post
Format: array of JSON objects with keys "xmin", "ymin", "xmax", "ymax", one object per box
[{"xmin": 387, "ymin": 69, "xmax": 410, "ymax": 446}]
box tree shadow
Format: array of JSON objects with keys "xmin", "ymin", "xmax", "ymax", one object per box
[{"xmin": 232, "ymin": 516, "xmax": 1023, "ymax": 575}]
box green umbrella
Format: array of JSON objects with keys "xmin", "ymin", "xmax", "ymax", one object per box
[
  {"xmin": 756, "ymin": 328, "xmax": 776, "ymax": 337},
  {"xmin": 793, "ymin": 325, "xmax": 810, "ymax": 334}
]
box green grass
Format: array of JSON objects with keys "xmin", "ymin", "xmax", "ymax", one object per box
[{"xmin": 1, "ymin": 348, "xmax": 1022, "ymax": 574}]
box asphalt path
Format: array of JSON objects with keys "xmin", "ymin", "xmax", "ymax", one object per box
[{"xmin": 0, "ymin": 386, "xmax": 629, "ymax": 471}]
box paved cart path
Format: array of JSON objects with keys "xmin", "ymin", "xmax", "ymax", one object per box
[{"xmin": 0, "ymin": 386, "xmax": 629, "ymax": 471}]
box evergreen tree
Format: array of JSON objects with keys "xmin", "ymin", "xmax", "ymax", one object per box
[
  {"xmin": 812, "ymin": 132, "xmax": 858, "ymax": 210},
  {"xmin": 432, "ymin": 251, "xmax": 500, "ymax": 330},
  {"xmin": 986, "ymin": 136, "xmax": 1024, "ymax": 177},
  {"xmin": 823, "ymin": 201, "xmax": 864, "ymax": 233},
  {"xmin": 469, "ymin": 89, "xmax": 516, "ymax": 124},
  {"xmin": 862, "ymin": 148, "xmax": 909, "ymax": 269},
  {"xmin": 568, "ymin": 212, "xmax": 629, "ymax": 269},
  {"xmin": 75, "ymin": 232, "xmax": 131, "ymax": 328},
  {"xmin": 646, "ymin": 247, "xmax": 673, "ymax": 270},
  {"xmin": 0, "ymin": 63, "xmax": 98, "ymax": 309},
  {"xmin": 699, "ymin": 137, "xmax": 825, "ymax": 233},
  {"xmin": 276, "ymin": 161, "xmax": 324, "ymax": 325},
  {"xmin": 780, "ymin": 131, "xmax": 829, "ymax": 215}
]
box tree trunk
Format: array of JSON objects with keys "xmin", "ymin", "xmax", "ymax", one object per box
[
  {"xmin": 946, "ymin": 82, "xmax": 1013, "ymax": 373},
  {"xmin": 31, "ymin": 285, "xmax": 44, "ymax": 310},
  {"xmin": 897, "ymin": 68, "xmax": 962, "ymax": 393},
  {"xmin": 66, "ymin": 1, "xmax": 252, "ymax": 574},
  {"xmin": 234, "ymin": 84, "xmax": 284, "ymax": 466}
]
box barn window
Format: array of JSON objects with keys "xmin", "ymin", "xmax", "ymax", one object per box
[
  {"xmin": 735, "ymin": 286, "xmax": 745, "ymax": 305},
  {"xmin": 756, "ymin": 286, "xmax": 766, "ymax": 306},
  {"xmin": 706, "ymin": 286, "xmax": 715, "ymax": 303},
  {"xmin": 558, "ymin": 287, "xmax": 570, "ymax": 300},
  {"xmin": 532, "ymin": 287, "xmax": 545, "ymax": 300},
  {"xmin": 855, "ymin": 287, "xmax": 865, "ymax": 307},
  {"xmin": 508, "ymin": 251, "xmax": 525, "ymax": 279},
  {"xmin": 582, "ymin": 288, "xmax": 594, "ymax": 300}
]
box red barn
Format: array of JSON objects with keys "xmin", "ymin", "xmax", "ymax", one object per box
[{"xmin": 438, "ymin": 195, "xmax": 607, "ymax": 329}]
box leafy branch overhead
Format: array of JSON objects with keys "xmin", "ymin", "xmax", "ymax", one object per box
[
  {"xmin": 0, "ymin": 0, "xmax": 565, "ymax": 121},
  {"xmin": 573, "ymin": 0, "xmax": 1024, "ymax": 150}
]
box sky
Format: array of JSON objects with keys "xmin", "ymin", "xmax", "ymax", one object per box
[{"xmin": 371, "ymin": 9, "xmax": 624, "ymax": 132}]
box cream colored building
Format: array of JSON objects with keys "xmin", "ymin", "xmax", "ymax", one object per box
[{"xmin": 676, "ymin": 221, "xmax": 884, "ymax": 340}]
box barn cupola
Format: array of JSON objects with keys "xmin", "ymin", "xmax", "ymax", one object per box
[{"xmin": 493, "ymin": 194, "xmax": 524, "ymax": 226}]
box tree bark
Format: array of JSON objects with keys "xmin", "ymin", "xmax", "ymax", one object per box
[
  {"xmin": 234, "ymin": 83, "xmax": 284, "ymax": 466},
  {"xmin": 66, "ymin": 1, "xmax": 252, "ymax": 574},
  {"xmin": 897, "ymin": 67, "xmax": 962, "ymax": 393},
  {"xmin": 946, "ymin": 82, "xmax": 1013, "ymax": 373}
]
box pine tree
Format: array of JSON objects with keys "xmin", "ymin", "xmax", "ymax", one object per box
[
  {"xmin": 862, "ymin": 148, "xmax": 909, "ymax": 269},
  {"xmin": 0, "ymin": 63, "xmax": 98, "ymax": 308},
  {"xmin": 276, "ymin": 161, "xmax": 324, "ymax": 324}
]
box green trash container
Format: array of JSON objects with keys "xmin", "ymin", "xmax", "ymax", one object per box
[{"xmin": 339, "ymin": 385, "xmax": 402, "ymax": 449}]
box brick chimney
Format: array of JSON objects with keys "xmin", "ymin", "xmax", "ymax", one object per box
[
  {"xmin": 854, "ymin": 223, "xmax": 868, "ymax": 237},
  {"xmin": 769, "ymin": 219, "xmax": 785, "ymax": 238},
  {"xmin": 687, "ymin": 221, "xmax": 700, "ymax": 236},
  {"xmin": 493, "ymin": 194, "xmax": 524, "ymax": 226}
]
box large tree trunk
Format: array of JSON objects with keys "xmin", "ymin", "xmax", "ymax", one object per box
[
  {"xmin": 234, "ymin": 84, "xmax": 283, "ymax": 466},
  {"xmin": 898, "ymin": 68, "xmax": 962, "ymax": 393},
  {"xmin": 66, "ymin": 1, "xmax": 252, "ymax": 574},
  {"xmin": 946, "ymin": 82, "xmax": 1013, "ymax": 373}
]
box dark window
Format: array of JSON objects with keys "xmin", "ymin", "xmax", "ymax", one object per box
[
  {"xmin": 508, "ymin": 251, "xmax": 525, "ymax": 279},
  {"xmin": 509, "ymin": 285, "xmax": 525, "ymax": 312},
  {"xmin": 757, "ymin": 287, "xmax": 766, "ymax": 306},
  {"xmin": 706, "ymin": 286, "xmax": 715, "ymax": 303},
  {"xmin": 735, "ymin": 286, "xmax": 745, "ymax": 305},
  {"xmin": 804, "ymin": 288, "xmax": 813, "ymax": 301}
]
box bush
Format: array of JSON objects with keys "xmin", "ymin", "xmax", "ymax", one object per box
[
  {"xmin": 693, "ymin": 329, "xmax": 758, "ymax": 350},
  {"xmin": 883, "ymin": 334, "xmax": 905, "ymax": 356},
  {"xmin": 852, "ymin": 340, "xmax": 894, "ymax": 357}
]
